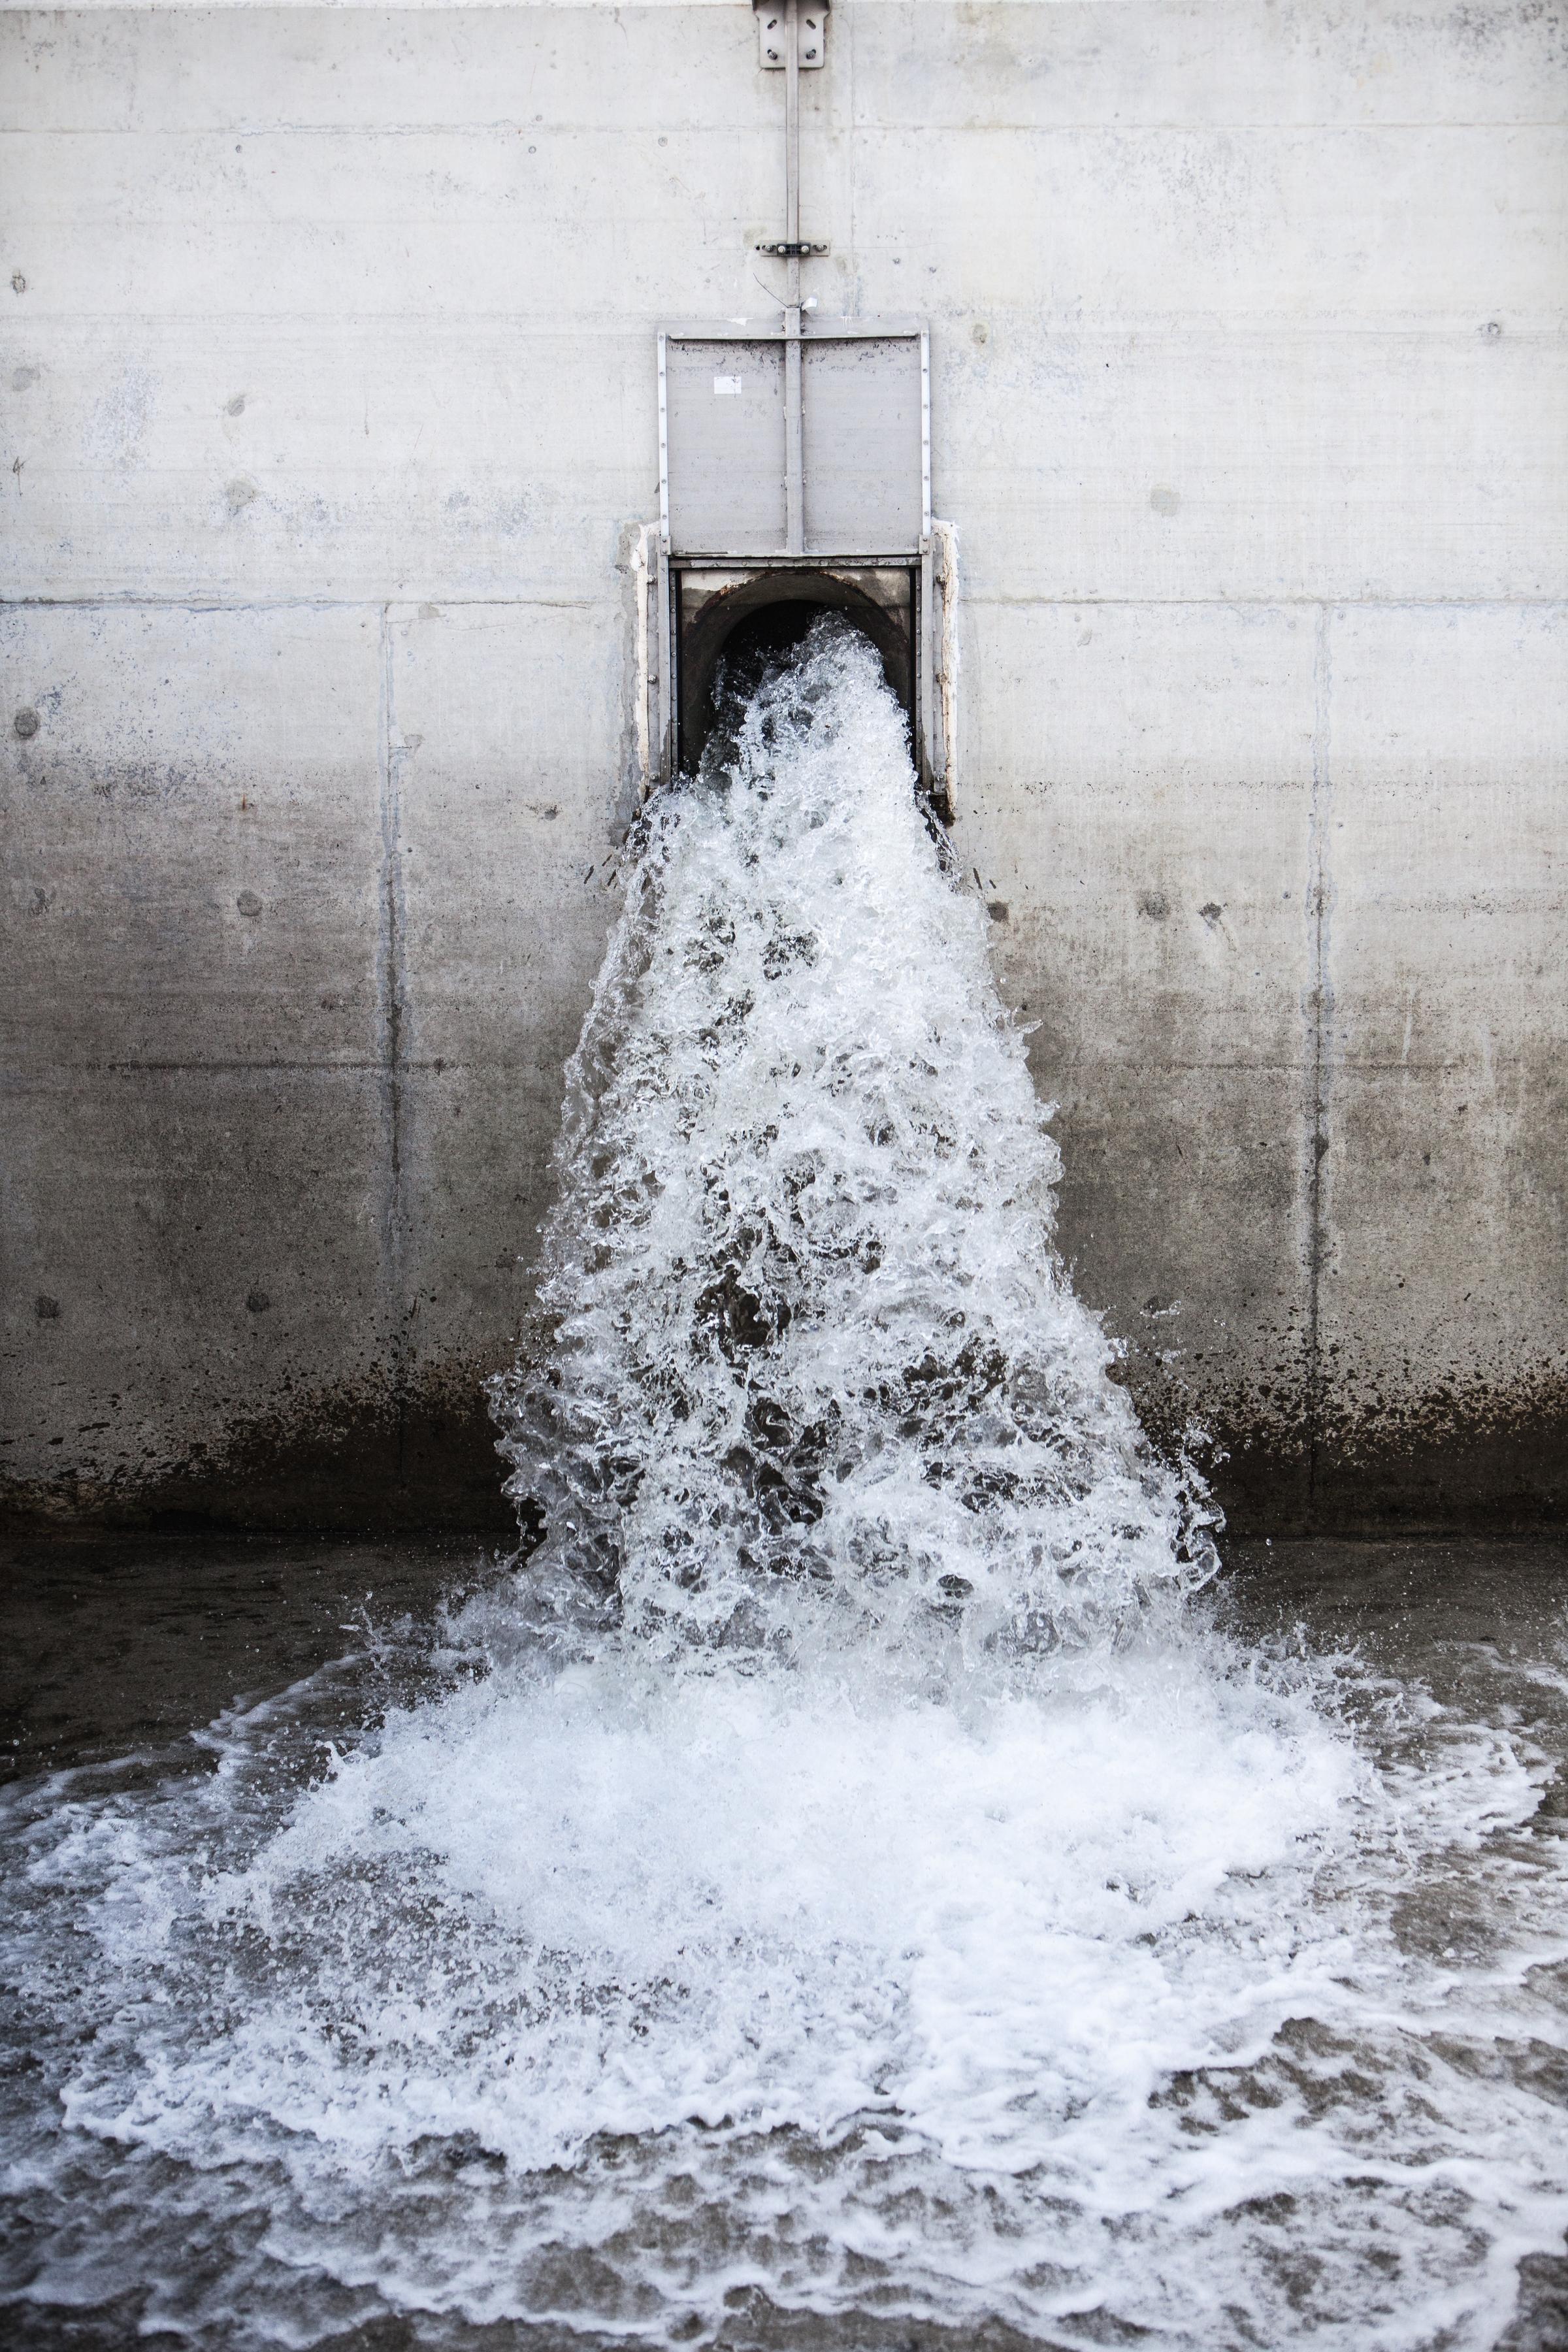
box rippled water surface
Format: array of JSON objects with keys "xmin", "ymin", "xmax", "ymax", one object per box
[{"xmin": 3, "ymin": 630, "xmax": 1565, "ymax": 2351}]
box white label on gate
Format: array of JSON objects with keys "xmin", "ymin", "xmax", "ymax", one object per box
[{"xmin": 713, "ymin": 375, "xmax": 743, "ymax": 397}]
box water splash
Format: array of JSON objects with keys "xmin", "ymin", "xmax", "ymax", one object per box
[
  {"xmin": 489, "ymin": 620, "xmax": 1217, "ymax": 1672},
  {"xmin": 3, "ymin": 626, "xmax": 1567, "ymax": 2352}
]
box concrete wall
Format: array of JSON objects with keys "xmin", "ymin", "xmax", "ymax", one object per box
[{"xmin": 3, "ymin": 0, "xmax": 1564, "ymax": 1536}]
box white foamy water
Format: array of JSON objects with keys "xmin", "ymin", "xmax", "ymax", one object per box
[
  {"xmin": 491, "ymin": 616, "xmax": 1217, "ymax": 1668},
  {"xmin": 2, "ymin": 626, "xmax": 1566, "ymax": 2351}
]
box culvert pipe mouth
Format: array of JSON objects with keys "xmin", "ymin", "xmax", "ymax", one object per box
[{"xmin": 678, "ymin": 568, "xmax": 911, "ymax": 772}]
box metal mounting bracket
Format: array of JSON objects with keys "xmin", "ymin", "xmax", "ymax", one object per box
[
  {"xmin": 756, "ymin": 240, "xmax": 829, "ymax": 258},
  {"xmin": 755, "ymin": 1, "xmax": 827, "ymax": 69}
]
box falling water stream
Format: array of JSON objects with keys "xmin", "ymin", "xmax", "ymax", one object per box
[{"xmin": 3, "ymin": 625, "xmax": 1567, "ymax": 2349}]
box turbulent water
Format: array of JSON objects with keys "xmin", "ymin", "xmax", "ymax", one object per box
[
  {"xmin": 3, "ymin": 624, "xmax": 1567, "ymax": 2351},
  {"xmin": 490, "ymin": 617, "xmax": 1217, "ymax": 1669}
]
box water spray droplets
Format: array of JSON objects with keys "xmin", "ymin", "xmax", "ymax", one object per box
[{"xmin": 491, "ymin": 621, "xmax": 1218, "ymax": 1670}]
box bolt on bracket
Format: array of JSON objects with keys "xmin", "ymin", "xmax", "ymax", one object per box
[{"xmin": 755, "ymin": 1, "xmax": 828, "ymax": 69}]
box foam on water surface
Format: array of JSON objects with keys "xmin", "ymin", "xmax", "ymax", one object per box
[{"xmin": 2, "ymin": 627, "xmax": 1566, "ymax": 2351}]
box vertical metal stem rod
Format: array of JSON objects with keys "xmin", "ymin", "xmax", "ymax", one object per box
[
  {"xmin": 783, "ymin": 0, "xmax": 805, "ymax": 553},
  {"xmin": 784, "ymin": 0, "xmax": 801, "ymax": 261}
]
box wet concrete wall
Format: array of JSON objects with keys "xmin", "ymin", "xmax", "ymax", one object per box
[{"xmin": 3, "ymin": 1, "xmax": 1564, "ymax": 1536}]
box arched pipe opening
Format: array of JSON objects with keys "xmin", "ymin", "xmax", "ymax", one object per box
[
  {"xmin": 677, "ymin": 566, "xmax": 913, "ymax": 776},
  {"xmin": 635, "ymin": 527, "xmax": 955, "ymax": 821}
]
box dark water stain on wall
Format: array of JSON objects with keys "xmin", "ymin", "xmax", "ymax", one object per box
[
  {"xmin": 1128, "ymin": 1356, "xmax": 1568, "ymax": 1537},
  {"xmin": 0, "ymin": 1360, "xmax": 515, "ymax": 1537},
  {"xmin": 3, "ymin": 1350, "xmax": 1565, "ymax": 1542}
]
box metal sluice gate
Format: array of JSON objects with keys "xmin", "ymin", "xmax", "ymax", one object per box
[{"xmin": 636, "ymin": 0, "xmax": 956, "ymax": 807}]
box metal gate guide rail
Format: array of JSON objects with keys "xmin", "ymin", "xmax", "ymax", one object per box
[{"xmin": 637, "ymin": 0, "xmax": 956, "ymax": 809}]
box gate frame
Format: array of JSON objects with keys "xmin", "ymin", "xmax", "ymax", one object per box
[{"xmin": 640, "ymin": 316, "xmax": 956, "ymax": 808}]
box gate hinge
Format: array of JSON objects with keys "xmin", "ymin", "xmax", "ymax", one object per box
[{"xmin": 754, "ymin": 2, "xmax": 828, "ymax": 70}]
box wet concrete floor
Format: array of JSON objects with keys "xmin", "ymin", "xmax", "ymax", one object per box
[
  {"xmin": 1, "ymin": 1531, "xmax": 1564, "ymax": 2351},
  {"xmin": 3, "ymin": 1531, "xmax": 1561, "ymax": 1787}
]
